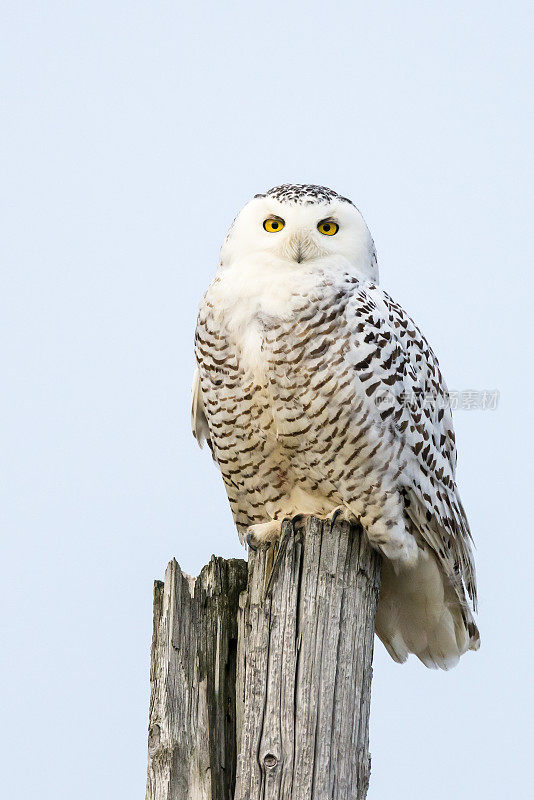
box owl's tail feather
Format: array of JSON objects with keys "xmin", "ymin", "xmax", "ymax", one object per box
[{"xmin": 375, "ymin": 545, "xmax": 480, "ymax": 670}]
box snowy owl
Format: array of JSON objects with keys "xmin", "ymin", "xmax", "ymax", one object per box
[{"xmin": 192, "ymin": 184, "xmax": 479, "ymax": 669}]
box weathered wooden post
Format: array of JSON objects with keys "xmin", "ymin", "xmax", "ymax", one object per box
[
  {"xmin": 146, "ymin": 517, "xmax": 381, "ymax": 800},
  {"xmin": 145, "ymin": 557, "xmax": 248, "ymax": 800}
]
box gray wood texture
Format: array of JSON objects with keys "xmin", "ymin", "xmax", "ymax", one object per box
[
  {"xmin": 145, "ymin": 556, "xmax": 247, "ymax": 800},
  {"xmin": 146, "ymin": 517, "xmax": 381, "ymax": 800},
  {"xmin": 235, "ymin": 517, "xmax": 381, "ymax": 800}
]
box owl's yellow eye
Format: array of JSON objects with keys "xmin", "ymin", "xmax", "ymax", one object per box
[
  {"xmin": 263, "ymin": 217, "xmax": 285, "ymax": 233},
  {"xmin": 317, "ymin": 220, "xmax": 339, "ymax": 236}
]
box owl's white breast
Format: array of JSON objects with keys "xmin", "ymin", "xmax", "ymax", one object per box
[{"xmin": 206, "ymin": 255, "xmax": 329, "ymax": 377}]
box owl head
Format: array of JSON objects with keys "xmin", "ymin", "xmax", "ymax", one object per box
[{"xmin": 220, "ymin": 184, "xmax": 378, "ymax": 281}]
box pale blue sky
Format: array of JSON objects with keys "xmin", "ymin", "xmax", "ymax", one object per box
[{"xmin": 1, "ymin": 2, "xmax": 533, "ymax": 798}]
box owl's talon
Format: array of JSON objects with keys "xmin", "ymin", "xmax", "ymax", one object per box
[
  {"xmin": 330, "ymin": 508, "xmax": 342, "ymax": 532},
  {"xmin": 246, "ymin": 533, "xmax": 257, "ymax": 552},
  {"xmin": 281, "ymin": 513, "xmax": 307, "ymax": 533}
]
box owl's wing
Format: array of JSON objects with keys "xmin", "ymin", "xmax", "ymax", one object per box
[
  {"xmin": 347, "ymin": 280, "xmax": 477, "ymax": 611},
  {"xmin": 191, "ymin": 367, "xmax": 212, "ymax": 452}
]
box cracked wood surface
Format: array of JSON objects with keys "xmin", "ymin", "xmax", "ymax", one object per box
[
  {"xmin": 146, "ymin": 517, "xmax": 380, "ymax": 800},
  {"xmin": 145, "ymin": 556, "xmax": 247, "ymax": 800},
  {"xmin": 235, "ymin": 517, "xmax": 381, "ymax": 800}
]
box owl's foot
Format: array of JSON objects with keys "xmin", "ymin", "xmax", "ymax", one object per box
[
  {"xmin": 246, "ymin": 515, "xmax": 306, "ymax": 551},
  {"xmin": 246, "ymin": 511, "xmax": 354, "ymax": 550},
  {"xmin": 246, "ymin": 520, "xmax": 282, "ymax": 551}
]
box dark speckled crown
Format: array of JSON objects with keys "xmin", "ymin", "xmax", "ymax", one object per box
[{"xmin": 254, "ymin": 184, "xmax": 353, "ymax": 206}]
